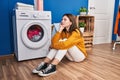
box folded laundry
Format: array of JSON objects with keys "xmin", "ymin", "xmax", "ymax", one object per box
[
  {"xmin": 16, "ymin": 2, "xmax": 33, "ymax": 7},
  {"xmin": 15, "ymin": 2, "xmax": 34, "ymax": 10}
]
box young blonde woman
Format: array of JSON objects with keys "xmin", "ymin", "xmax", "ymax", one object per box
[{"xmin": 32, "ymin": 13, "xmax": 87, "ymax": 76}]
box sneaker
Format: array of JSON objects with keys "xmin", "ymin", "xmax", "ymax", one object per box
[
  {"xmin": 32, "ymin": 62, "xmax": 48, "ymax": 73},
  {"xmin": 38, "ymin": 64, "xmax": 56, "ymax": 76}
]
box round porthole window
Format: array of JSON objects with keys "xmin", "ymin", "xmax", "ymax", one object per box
[
  {"xmin": 27, "ymin": 25, "xmax": 44, "ymax": 42},
  {"xmin": 21, "ymin": 21, "xmax": 48, "ymax": 49}
]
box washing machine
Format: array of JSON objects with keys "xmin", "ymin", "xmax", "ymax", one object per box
[{"xmin": 13, "ymin": 10, "xmax": 51, "ymax": 61}]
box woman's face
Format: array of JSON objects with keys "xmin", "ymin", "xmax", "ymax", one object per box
[{"xmin": 61, "ymin": 16, "xmax": 72, "ymax": 28}]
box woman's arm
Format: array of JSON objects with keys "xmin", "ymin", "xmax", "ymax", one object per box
[{"xmin": 51, "ymin": 31, "xmax": 83, "ymax": 49}]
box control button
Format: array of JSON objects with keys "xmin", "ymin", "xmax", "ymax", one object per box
[{"xmin": 33, "ymin": 14, "xmax": 38, "ymax": 18}]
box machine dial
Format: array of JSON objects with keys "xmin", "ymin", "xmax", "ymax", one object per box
[{"xmin": 33, "ymin": 14, "xmax": 38, "ymax": 18}]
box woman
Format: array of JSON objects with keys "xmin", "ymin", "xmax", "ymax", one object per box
[{"xmin": 32, "ymin": 14, "xmax": 87, "ymax": 76}]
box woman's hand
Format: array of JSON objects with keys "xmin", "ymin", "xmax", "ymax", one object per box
[{"xmin": 59, "ymin": 24, "xmax": 65, "ymax": 33}]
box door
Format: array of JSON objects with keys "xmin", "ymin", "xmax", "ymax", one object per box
[
  {"xmin": 88, "ymin": 0, "xmax": 115, "ymax": 44},
  {"xmin": 21, "ymin": 22, "xmax": 48, "ymax": 49}
]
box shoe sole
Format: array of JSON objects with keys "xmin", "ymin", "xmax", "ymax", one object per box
[
  {"xmin": 38, "ymin": 71, "xmax": 56, "ymax": 76},
  {"xmin": 32, "ymin": 70, "xmax": 41, "ymax": 74}
]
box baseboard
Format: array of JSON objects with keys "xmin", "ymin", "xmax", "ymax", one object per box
[{"xmin": 0, "ymin": 54, "xmax": 14, "ymax": 60}]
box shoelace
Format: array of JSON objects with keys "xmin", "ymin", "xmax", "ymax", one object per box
[
  {"xmin": 42, "ymin": 65, "xmax": 52, "ymax": 73},
  {"xmin": 36, "ymin": 64, "xmax": 43, "ymax": 70}
]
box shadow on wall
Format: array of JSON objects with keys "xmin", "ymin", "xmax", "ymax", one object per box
[{"xmin": 44, "ymin": 0, "xmax": 88, "ymax": 23}]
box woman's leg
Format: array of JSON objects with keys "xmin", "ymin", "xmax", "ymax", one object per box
[
  {"xmin": 38, "ymin": 49, "xmax": 67, "ymax": 76},
  {"xmin": 49, "ymin": 38, "xmax": 68, "ymax": 65},
  {"xmin": 44, "ymin": 49, "xmax": 58, "ymax": 63},
  {"xmin": 67, "ymin": 46, "xmax": 86, "ymax": 62},
  {"xmin": 65, "ymin": 52, "xmax": 74, "ymax": 61},
  {"xmin": 38, "ymin": 39, "xmax": 68, "ymax": 76},
  {"xmin": 51, "ymin": 49, "xmax": 67, "ymax": 65},
  {"xmin": 32, "ymin": 49, "xmax": 57, "ymax": 73}
]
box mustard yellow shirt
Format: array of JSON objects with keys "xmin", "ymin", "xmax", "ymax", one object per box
[{"xmin": 51, "ymin": 29, "xmax": 87, "ymax": 57}]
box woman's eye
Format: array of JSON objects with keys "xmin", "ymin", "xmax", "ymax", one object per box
[{"xmin": 64, "ymin": 19, "xmax": 67, "ymax": 21}]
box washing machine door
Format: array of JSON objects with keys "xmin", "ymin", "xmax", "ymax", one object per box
[{"xmin": 21, "ymin": 21, "xmax": 49, "ymax": 49}]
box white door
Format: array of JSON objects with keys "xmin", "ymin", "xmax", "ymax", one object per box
[{"xmin": 88, "ymin": 0, "xmax": 115, "ymax": 44}]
